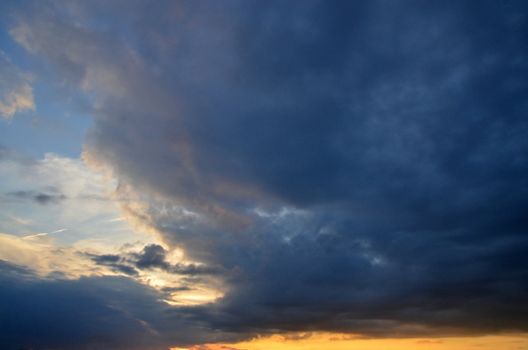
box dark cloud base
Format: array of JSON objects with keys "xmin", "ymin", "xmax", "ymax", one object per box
[
  {"xmin": 87, "ymin": 244, "xmax": 220, "ymax": 277},
  {"xmin": 0, "ymin": 260, "xmax": 239, "ymax": 350}
]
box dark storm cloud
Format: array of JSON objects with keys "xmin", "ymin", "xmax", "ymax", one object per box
[
  {"xmin": 132, "ymin": 244, "xmax": 220, "ymax": 275},
  {"xmin": 0, "ymin": 260, "xmax": 242, "ymax": 350},
  {"xmin": 5, "ymin": 0, "xmax": 528, "ymax": 348},
  {"xmin": 88, "ymin": 244, "xmax": 220, "ymax": 276},
  {"xmin": 88, "ymin": 253, "xmax": 139, "ymax": 276},
  {"xmin": 134, "ymin": 244, "xmax": 169, "ymax": 270}
]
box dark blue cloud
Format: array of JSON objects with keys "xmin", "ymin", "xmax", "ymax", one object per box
[
  {"xmin": 3, "ymin": 0, "xmax": 528, "ymax": 348},
  {"xmin": 87, "ymin": 244, "xmax": 221, "ymax": 276},
  {"xmin": 0, "ymin": 260, "xmax": 239, "ymax": 350}
]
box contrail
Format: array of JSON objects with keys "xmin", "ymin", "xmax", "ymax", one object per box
[
  {"xmin": 22, "ymin": 232, "xmax": 49, "ymax": 239},
  {"xmin": 23, "ymin": 228, "xmax": 67, "ymax": 239}
]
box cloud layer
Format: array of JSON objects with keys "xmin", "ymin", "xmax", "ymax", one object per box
[
  {"xmin": 2, "ymin": 0, "xmax": 528, "ymax": 349},
  {"xmin": 0, "ymin": 260, "xmax": 236, "ymax": 350}
]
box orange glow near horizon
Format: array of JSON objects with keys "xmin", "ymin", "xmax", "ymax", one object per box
[{"xmin": 172, "ymin": 332, "xmax": 528, "ymax": 350}]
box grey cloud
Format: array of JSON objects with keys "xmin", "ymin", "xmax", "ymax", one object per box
[
  {"xmin": 6, "ymin": 190, "xmax": 67, "ymax": 205},
  {"xmin": 0, "ymin": 260, "xmax": 244, "ymax": 350},
  {"xmin": 6, "ymin": 0, "xmax": 528, "ymax": 347},
  {"xmin": 88, "ymin": 244, "xmax": 220, "ymax": 277},
  {"xmin": 134, "ymin": 244, "xmax": 168, "ymax": 270},
  {"xmin": 133, "ymin": 244, "xmax": 220, "ymax": 275},
  {"xmin": 88, "ymin": 253, "xmax": 139, "ymax": 276}
]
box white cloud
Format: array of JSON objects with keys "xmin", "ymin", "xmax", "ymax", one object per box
[
  {"xmin": 0, "ymin": 150, "xmax": 212, "ymax": 303},
  {"xmin": 0, "ymin": 150, "xmax": 156, "ymax": 254},
  {"xmin": 0, "ymin": 232, "xmax": 91, "ymax": 278}
]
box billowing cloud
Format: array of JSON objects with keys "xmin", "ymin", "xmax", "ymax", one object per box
[
  {"xmin": 87, "ymin": 243, "xmax": 220, "ymax": 277},
  {"xmin": 2, "ymin": 0, "xmax": 528, "ymax": 349}
]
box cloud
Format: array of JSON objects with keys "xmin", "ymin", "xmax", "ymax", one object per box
[
  {"xmin": 0, "ymin": 260, "xmax": 241, "ymax": 350},
  {"xmin": 132, "ymin": 244, "xmax": 220, "ymax": 275},
  {"xmin": 87, "ymin": 244, "xmax": 221, "ymax": 277},
  {"xmin": 0, "ymin": 233, "xmax": 93, "ymax": 278},
  {"xmin": 88, "ymin": 252, "xmax": 139, "ymax": 276},
  {"xmin": 0, "ymin": 148, "xmax": 155, "ymax": 250},
  {"xmin": 0, "ymin": 52, "xmax": 35, "ymax": 119},
  {"xmin": 5, "ymin": 0, "xmax": 528, "ymax": 348},
  {"xmin": 189, "ymin": 345, "xmax": 246, "ymax": 350},
  {"xmin": 6, "ymin": 189, "xmax": 67, "ymax": 205}
]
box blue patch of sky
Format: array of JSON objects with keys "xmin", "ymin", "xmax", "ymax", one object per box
[{"xmin": 0, "ymin": 12, "xmax": 92, "ymax": 159}]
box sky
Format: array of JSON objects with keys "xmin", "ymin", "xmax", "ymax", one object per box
[{"xmin": 1, "ymin": 1, "xmax": 528, "ymax": 349}]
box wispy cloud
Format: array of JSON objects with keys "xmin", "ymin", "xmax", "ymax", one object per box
[
  {"xmin": 22, "ymin": 228, "xmax": 67, "ymax": 239},
  {"xmin": 0, "ymin": 52, "xmax": 35, "ymax": 119}
]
